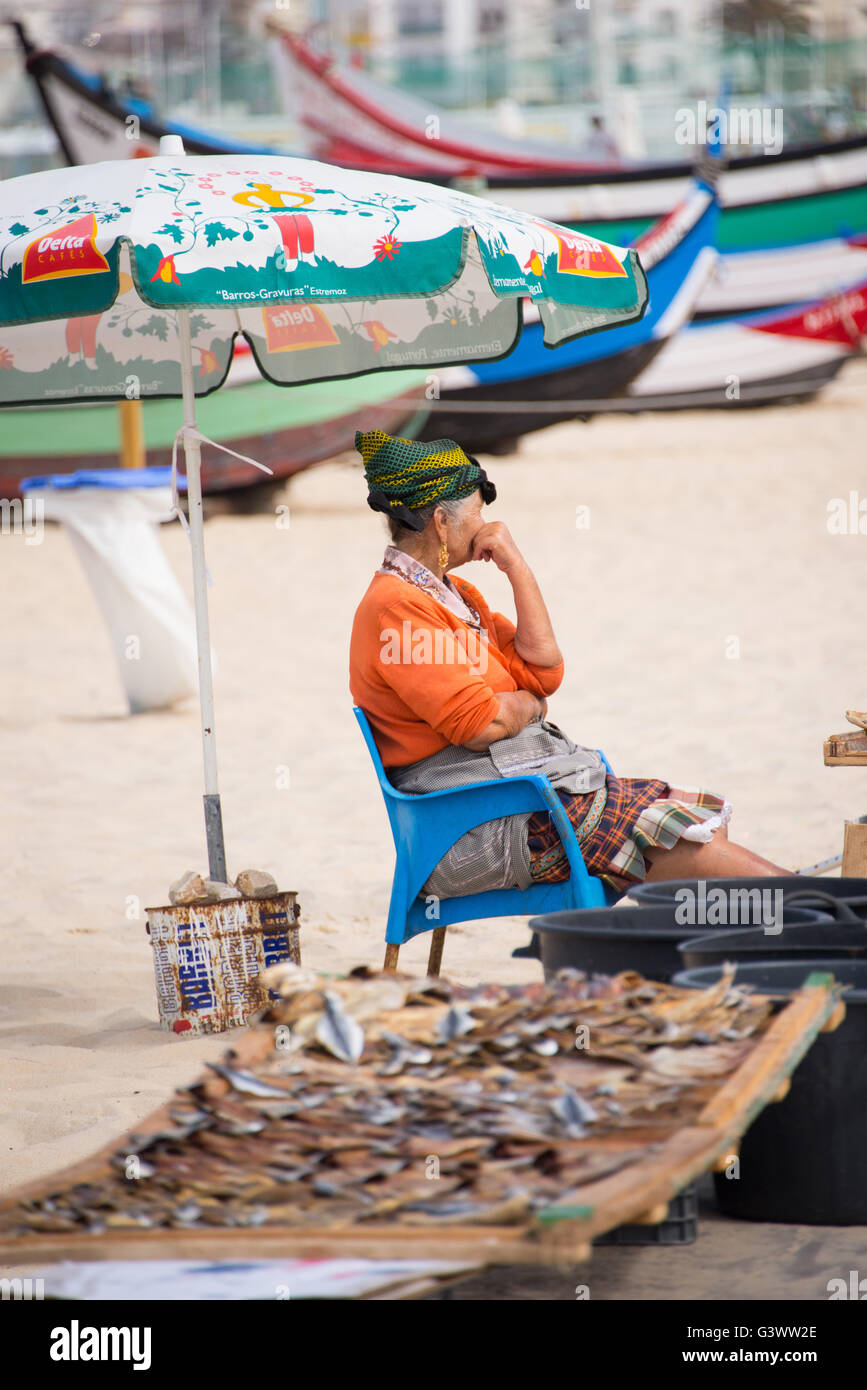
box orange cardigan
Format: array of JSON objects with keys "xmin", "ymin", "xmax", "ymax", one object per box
[{"xmin": 349, "ymin": 571, "xmax": 564, "ymax": 768}]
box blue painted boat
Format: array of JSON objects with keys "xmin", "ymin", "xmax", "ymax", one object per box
[{"xmin": 418, "ymin": 173, "xmax": 720, "ymax": 450}]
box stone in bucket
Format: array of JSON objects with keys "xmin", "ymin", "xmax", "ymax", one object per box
[{"xmin": 146, "ymin": 869, "xmax": 300, "ymax": 1035}]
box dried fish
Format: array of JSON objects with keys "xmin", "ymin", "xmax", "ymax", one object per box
[
  {"xmin": 207, "ymin": 1063, "xmax": 290, "ymax": 1099},
  {"xmin": 377, "ymin": 1030, "xmax": 434, "ymax": 1075},
  {"xmin": 298, "ymin": 1091, "xmax": 329, "ymax": 1110},
  {"xmin": 0, "ymin": 963, "xmax": 786, "ymax": 1244},
  {"xmin": 168, "ymin": 1104, "xmax": 211, "ymax": 1127},
  {"xmin": 552, "ymin": 1089, "xmax": 599, "ymax": 1132},
  {"xmin": 516, "ymin": 1019, "xmax": 549, "ymax": 1038},
  {"xmin": 359, "ymin": 1101, "xmax": 405, "ymax": 1126},
  {"xmin": 254, "ymin": 1100, "xmax": 301, "ymax": 1119},
  {"xmin": 436, "ymin": 1006, "xmax": 477, "ymax": 1043},
  {"xmin": 263, "ymin": 1164, "xmax": 316, "ymax": 1184},
  {"xmin": 215, "ymin": 1116, "xmax": 267, "ymax": 1137},
  {"xmin": 316, "ymin": 990, "xmax": 365, "ymax": 1064},
  {"xmin": 171, "ymin": 1200, "xmax": 201, "ymax": 1226},
  {"xmin": 233, "ymin": 1205, "xmax": 269, "ymax": 1227}
]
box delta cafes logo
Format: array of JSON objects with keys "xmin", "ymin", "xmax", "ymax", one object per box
[
  {"xmin": 21, "ymin": 213, "xmax": 111, "ymax": 285},
  {"xmin": 555, "ymin": 234, "xmax": 627, "ymax": 279},
  {"xmin": 529, "ymin": 222, "xmax": 628, "ymax": 280},
  {"xmin": 262, "ymin": 302, "xmax": 339, "ymax": 353}
]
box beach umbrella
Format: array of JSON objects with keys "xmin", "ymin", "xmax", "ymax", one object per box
[{"xmin": 0, "ymin": 137, "xmax": 648, "ymax": 881}]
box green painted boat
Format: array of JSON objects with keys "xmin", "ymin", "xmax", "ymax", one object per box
[
  {"xmin": 0, "ymin": 355, "xmax": 430, "ymax": 496},
  {"xmin": 566, "ymin": 184, "xmax": 867, "ymax": 253}
]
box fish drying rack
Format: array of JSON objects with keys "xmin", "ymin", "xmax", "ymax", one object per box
[{"xmin": 0, "ymin": 975, "xmax": 843, "ymax": 1271}]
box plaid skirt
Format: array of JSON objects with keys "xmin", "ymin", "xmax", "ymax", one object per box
[{"xmin": 527, "ymin": 775, "xmax": 732, "ymax": 893}]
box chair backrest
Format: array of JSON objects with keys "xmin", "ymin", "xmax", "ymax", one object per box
[{"xmin": 353, "ymin": 706, "xmax": 393, "ymax": 796}]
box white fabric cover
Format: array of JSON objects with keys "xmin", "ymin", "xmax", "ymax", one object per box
[{"xmin": 31, "ymin": 484, "xmax": 199, "ymax": 713}]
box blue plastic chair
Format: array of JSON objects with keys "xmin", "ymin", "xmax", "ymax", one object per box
[{"xmin": 353, "ymin": 706, "xmax": 619, "ymax": 974}]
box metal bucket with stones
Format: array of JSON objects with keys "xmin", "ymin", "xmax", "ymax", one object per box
[{"xmin": 145, "ymin": 891, "xmax": 301, "ymax": 1035}]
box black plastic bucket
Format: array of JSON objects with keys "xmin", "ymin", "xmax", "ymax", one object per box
[
  {"xmin": 628, "ymin": 876, "xmax": 867, "ymax": 919},
  {"xmin": 679, "ymin": 921, "xmax": 867, "ymax": 970},
  {"xmin": 515, "ymin": 903, "xmax": 829, "ymax": 984},
  {"xmin": 672, "ymin": 960, "xmax": 867, "ymax": 1224}
]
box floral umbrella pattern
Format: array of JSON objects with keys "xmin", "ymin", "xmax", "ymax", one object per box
[{"xmin": 0, "ymin": 155, "xmax": 647, "ymax": 406}]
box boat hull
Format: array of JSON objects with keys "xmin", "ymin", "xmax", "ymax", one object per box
[
  {"xmin": 420, "ymin": 182, "xmax": 720, "ymax": 448},
  {"xmin": 626, "ymin": 281, "xmax": 867, "ymax": 408},
  {"xmin": 419, "ymin": 340, "xmax": 661, "ymax": 450},
  {"xmin": 0, "ymin": 371, "xmax": 429, "ymax": 498}
]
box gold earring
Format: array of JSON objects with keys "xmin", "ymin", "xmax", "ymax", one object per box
[{"xmin": 438, "ymin": 543, "xmax": 449, "ymax": 570}]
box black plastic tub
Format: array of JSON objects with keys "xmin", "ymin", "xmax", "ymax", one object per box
[
  {"xmin": 516, "ymin": 903, "xmax": 829, "ymax": 984},
  {"xmin": 679, "ymin": 921, "xmax": 867, "ymax": 970},
  {"xmin": 627, "ymin": 876, "xmax": 867, "ymax": 919},
  {"xmin": 672, "ymin": 960, "xmax": 867, "ymax": 1224}
]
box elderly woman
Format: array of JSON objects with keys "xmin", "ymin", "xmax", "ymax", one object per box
[{"xmin": 350, "ymin": 430, "xmax": 790, "ymax": 905}]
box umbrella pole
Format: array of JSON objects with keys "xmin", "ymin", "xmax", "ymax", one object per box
[{"xmin": 176, "ymin": 308, "xmax": 228, "ymax": 883}]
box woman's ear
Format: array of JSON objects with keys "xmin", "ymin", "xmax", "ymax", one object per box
[{"xmin": 432, "ymin": 505, "xmax": 449, "ymax": 544}]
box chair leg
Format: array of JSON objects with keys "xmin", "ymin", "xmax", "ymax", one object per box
[
  {"xmin": 426, "ymin": 926, "xmax": 446, "ymax": 978},
  {"xmin": 383, "ymin": 942, "xmax": 401, "ymax": 973}
]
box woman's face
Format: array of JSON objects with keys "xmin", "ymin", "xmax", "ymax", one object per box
[{"xmin": 439, "ymin": 491, "xmax": 485, "ymax": 570}]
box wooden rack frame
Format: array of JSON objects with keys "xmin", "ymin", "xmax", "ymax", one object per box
[{"xmin": 0, "ymin": 978, "xmax": 842, "ymax": 1270}]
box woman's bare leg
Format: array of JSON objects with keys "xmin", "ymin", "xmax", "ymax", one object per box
[{"xmin": 644, "ymin": 826, "xmax": 792, "ymax": 881}]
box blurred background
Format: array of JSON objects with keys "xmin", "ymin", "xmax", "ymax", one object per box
[
  {"xmin": 1, "ymin": 0, "xmax": 866, "ymax": 180},
  {"xmin": 1, "ymin": 0, "xmax": 865, "ymax": 489}
]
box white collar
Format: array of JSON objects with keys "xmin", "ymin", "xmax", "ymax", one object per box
[{"xmin": 378, "ymin": 545, "xmax": 482, "ymax": 629}]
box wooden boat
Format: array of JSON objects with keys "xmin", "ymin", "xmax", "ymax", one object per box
[
  {"xmin": 16, "ymin": 21, "xmax": 867, "ymax": 320},
  {"xmin": 423, "ymin": 281, "xmax": 867, "ymax": 433},
  {"xmin": 0, "ymin": 343, "xmax": 430, "ymax": 498},
  {"xmin": 267, "ymin": 29, "xmax": 867, "ymax": 240},
  {"xmin": 418, "ymin": 177, "xmax": 719, "ymax": 450},
  {"xmin": 625, "ymin": 281, "xmax": 867, "ymax": 409}
]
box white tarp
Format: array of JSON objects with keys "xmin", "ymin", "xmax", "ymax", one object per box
[
  {"xmin": 31, "ymin": 1257, "xmax": 475, "ymax": 1300},
  {"xmin": 29, "ymin": 483, "xmax": 199, "ymax": 713}
]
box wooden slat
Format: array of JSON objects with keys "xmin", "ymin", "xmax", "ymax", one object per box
[
  {"xmin": 534, "ymin": 1125, "xmax": 721, "ymax": 1248},
  {"xmin": 842, "ymin": 822, "xmax": 867, "ymax": 875},
  {"xmin": 0, "ymin": 1225, "xmax": 571, "ymax": 1268}
]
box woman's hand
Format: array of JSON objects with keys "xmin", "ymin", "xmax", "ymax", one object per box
[
  {"xmin": 470, "ymin": 521, "xmax": 526, "ymax": 576},
  {"xmin": 463, "ymin": 689, "xmax": 546, "ymax": 750},
  {"xmin": 471, "ymin": 522, "xmax": 562, "ymax": 669}
]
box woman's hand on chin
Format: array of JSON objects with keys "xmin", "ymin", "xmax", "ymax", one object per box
[{"xmin": 470, "ymin": 521, "xmax": 525, "ymax": 576}]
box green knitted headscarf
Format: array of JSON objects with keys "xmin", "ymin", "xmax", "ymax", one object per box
[{"xmin": 355, "ymin": 429, "xmax": 496, "ymax": 531}]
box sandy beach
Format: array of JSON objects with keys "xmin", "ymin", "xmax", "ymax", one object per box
[{"xmin": 2, "ymin": 360, "xmax": 866, "ymax": 1201}]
